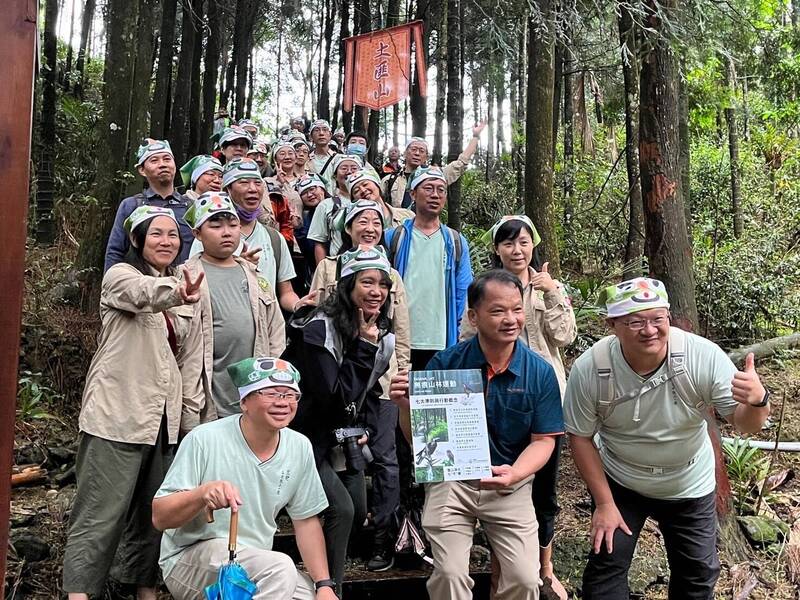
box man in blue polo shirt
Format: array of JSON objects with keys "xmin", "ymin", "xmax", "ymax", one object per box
[{"xmin": 391, "ymin": 270, "xmax": 563, "ymax": 600}]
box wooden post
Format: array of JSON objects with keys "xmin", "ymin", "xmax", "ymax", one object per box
[{"xmin": 0, "ymin": 0, "xmax": 38, "ymax": 582}]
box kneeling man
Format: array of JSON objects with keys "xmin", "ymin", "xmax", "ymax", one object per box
[{"xmin": 152, "ymin": 357, "xmax": 337, "ymax": 600}]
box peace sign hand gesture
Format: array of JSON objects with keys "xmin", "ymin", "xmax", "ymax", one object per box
[
  {"xmin": 180, "ymin": 267, "xmax": 204, "ymax": 304},
  {"xmin": 358, "ymin": 308, "xmax": 379, "ymax": 344}
]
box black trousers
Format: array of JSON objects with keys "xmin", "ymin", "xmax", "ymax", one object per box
[
  {"xmin": 582, "ymin": 476, "xmax": 720, "ymax": 600},
  {"xmin": 532, "ymin": 434, "xmax": 564, "ymax": 547},
  {"xmin": 364, "ymin": 398, "xmax": 400, "ymax": 534}
]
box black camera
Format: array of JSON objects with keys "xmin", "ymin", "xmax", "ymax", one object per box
[{"xmin": 333, "ymin": 427, "xmax": 371, "ymax": 472}]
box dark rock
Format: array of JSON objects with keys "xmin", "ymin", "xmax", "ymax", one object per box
[
  {"xmin": 738, "ymin": 515, "xmax": 789, "ymax": 545},
  {"xmin": 469, "ymin": 544, "xmax": 491, "ymax": 567},
  {"xmin": 10, "ymin": 531, "xmax": 50, "ymax": 562},
  {"xmin": 14, "ymin": 444, "xmax": 46, "ymax": 465},
  {"xmin": 54, "ymin": 465, "xmax": 76, "ymax": 487},
  {"xmin": 47, "ymin": 445, "xmax": 76, "ymax": 467}
]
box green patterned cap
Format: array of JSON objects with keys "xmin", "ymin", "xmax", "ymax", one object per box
[
  {"xmin": 599, "ymin": 277, "xmax": 670, "ymax": 318},
  {"xmin": 179, "ymin": 154, "xmax": 223, "ymax": 188},
  {"xmin": 183, "ymin": 192, "xmax": 238, "ymax": 230},
  {"xmin": 123, "ymin": 205, "xmax": 178, "ymax": 234},
  {"xmin": 346, "ymin": 169, "xmax": 383, "ymax": 196},
  {"xmin": 409, "ymin": 166, "xmax": 446, "ymax": 190},
  {"xmin": 271, "ymin": 140, "xmax": 296, "ymax": 163},
  {"xmin": 339, "ymin": 245, "xmax": 391, "ymax": 278},
  {"xmin": 219, "ymin": 126, "xmax": 253, "ymax": 148},
  {"xmin": 481, "ymin": 215, "xmax": 542, "ymax": 246},
  {"xmin": 333, "ymin": 199, "xmax": 383, "ymax": 232},
  {"xmin": 295, "ymin": 173, "xmax": 327, "ymax": 196},
  {"xmin": 222, "ymin": 158, "xmax": 263, "ymax": 188},
  {"xmin": 136, "ymin": 138, "xmax": 173, "ymax": 167},
  {"xmin": 227, "ymin": 357, "xmax": 301, "ymax": 400}
]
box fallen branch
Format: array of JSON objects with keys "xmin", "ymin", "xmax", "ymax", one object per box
[
  {"xmin": 727, "ymin": 333, "xmax": 800, "ymax": 366},
  {"xmin": 11, "ymin": 466, "xmax": 47, "ymax": 486}
]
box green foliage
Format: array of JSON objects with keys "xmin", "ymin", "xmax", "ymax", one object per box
[
  {"xmin": 427, "ymin": 421, "xmax": 449, "ymax": 443},
  {"xmin": 16, "ymin": 371, "xmax": 60, "ymax": 423},
  {"xmin": 723, "ymin": 438, "xmax": 770, "ymax": 513}
]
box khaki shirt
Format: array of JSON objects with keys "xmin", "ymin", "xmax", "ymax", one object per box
[
  {"xmin": 309, "ymin": 258, "xmax": 411, "ymax": 397},
  {"xmin": 383, "ymin": 152, "xmax": 471, "ymax": 208},
  {"xmin": 385, "ymin": 205, "xmax": 415, "ymax": 229},
  {"xmin": 460, "ymin": 267, "xmax": 576, "ymax": 395},
  {"xmin": 183, "ymin": 255, "xmax": 287, "ymax": 421},
  {"xmin": 79, "ymin": 264, "xmax": 204, "ymax": 445}
]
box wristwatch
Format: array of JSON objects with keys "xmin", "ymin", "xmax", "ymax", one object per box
[
  {"xmin": 315, "ymin": 579, "xmax": 337, "ymax": 593},
  {"xmin": 751, "ymin": 390, "xmax": 770, "ymax": 408}
]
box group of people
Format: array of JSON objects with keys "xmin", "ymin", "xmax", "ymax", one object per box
[{"xmin": 61, "ymin": 114, "xmax": 772, "ymax": 600}]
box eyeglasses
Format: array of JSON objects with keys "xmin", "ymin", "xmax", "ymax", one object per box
[
  {"xmin": 620, "ymin": 316, "xmax": 669, "ymax": 331},
  {"xmin": 254, "ymin": 390, "xmax": 301, "ymax": 404}
]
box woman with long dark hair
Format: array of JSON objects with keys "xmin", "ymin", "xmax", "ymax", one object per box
[
  {"xmin": 284, "ymin": 246, "xmax": 396, "ymax": 594},
  {"xmin": 309, "ymin": 200, "xmax": 410, "ymax": 571},
  {"xmin": 462, "ymin": 215, "xmax": 576, "ymax": 599},
  {"xmin": 62, "ymin": 206, "xmax": 204, "ymax": 600}
]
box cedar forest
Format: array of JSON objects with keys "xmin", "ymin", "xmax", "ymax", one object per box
[{"xmin": 11, "ymin": 0, "xmax": 800, "ymax": 598}]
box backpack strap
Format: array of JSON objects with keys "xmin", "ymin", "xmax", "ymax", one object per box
[
  {"xmin": 265, "ymin": 226, "xmax": 283, "ymax": 270},
  {"xmin": 668, "ymin": 327, "xmax": 705, "ymax": 411},
  {"xmin": 319, "ymin": 153, "xmax": 337, "ymax": 180},
  {"xmin": 387, "ymin": 226, "xmax": 406, "ymax": 269},
  {"xmin": 591, "ymin": 336, "xmax": 617, "ymax": 420},
  {"xmin": 444, "ymin": 226, "xmax": 462, "ymax": 274}
]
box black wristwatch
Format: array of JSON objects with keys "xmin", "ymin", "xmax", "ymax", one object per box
[
  {"xmin": 751, "ymin": 390, "xmax": 770, "ymax": 408},
  {"xmin": 315, "ymin": 579, "xmax": 337, "ymax": 594}
]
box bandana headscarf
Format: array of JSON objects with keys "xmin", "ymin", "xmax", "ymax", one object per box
[
  {"xmin": 227, "ymin": 357, "xmax": 302, "ymax": 400},
  {"xmin": 183, "ymin": 192, "xmax": 238, "ymax": 230},
  {"xmin": 271, "ymin": 140, "xmax": 296, "ymax": 163},
  {"xmin": 309, "ymin": 119, "xmax": 331, "ymax": 134},
  {"xmin": 599, "ymin": 277, "xmax": 671, "ymax": 318},
  {"xmin": 295, "ymin": 174, "xmax": 327, "ymax": 196},
  {"xmin": 481, "ymin": 215, "xmax": 542, "ymax": 246},
  {"xmin": 179, "ymin": 155, "xmax": 223, "ymax": 188},
  {"xmin": 123, "ymin": 205, "xmax": 178, "ymax": 234},
  {"xmin": 136, "ymin": 139, "xmax": 173, "ymax": 167}
]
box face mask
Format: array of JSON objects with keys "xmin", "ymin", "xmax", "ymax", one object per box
[
  {"xmin": 235, "ymin": 204, "xmax": 262, "ymax": 223},
  {"xmin": 347, "ymin": 143, "xmax": 367, "ymax": 157}
]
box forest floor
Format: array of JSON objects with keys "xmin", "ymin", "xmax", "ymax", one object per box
[{"xmin": 5, "ymin": 243, "xmax": 800, "ymax": 599}]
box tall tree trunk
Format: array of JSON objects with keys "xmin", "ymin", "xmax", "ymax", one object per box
[
  {"xmin": 77, "ymin": 0, "xmax": 140, "ymax": 306},
  {"xmin": 232, "ymin": 0, "xmax": 252, "ymax": 120},
  {"xmin": 74, "ymin": 0, "xmax": 96, "ymax": 98},
  {"xmin": 724, "ymin": 55, "xmax": 742, "ymax": 238},
  {"xmin": 410, "ymin": 0, "xmax": 431, "ymax": 137},
  {"xmin": 515, "ymin": 21, "xmax": 526, "ymax": 201},
  {"xmin": 387, "ymin": 0, "xmax": 401, "ymax": 146},
  {"xmin": 563, "ymin": 34, "xmax": 575, "ymax": 231},
  {"xmin": 432, "ymin": 17, "xmax": 448, "ymax": 166},
  {"xmin": 353, "ymin": 0, "xmax": 371, "ymax": 135},
  {"xmin": 188, "ymin": 1, "xmax": 205, "ymax": 156},
  {"xmin": 639, "ymin": 0, "xmax": 697, "ymax": 329},
  {"xmin": 445, "ymin": 0, "xmax": 463, "ymax": 230},
  {"xmin": 525, "ymin": 3, "xmax": 561, "ymax": 275},
  {"xmin": 338, "ymin": 0, "xmax": 352, "ymax": 133},
  {"xmin": 679, "ymin": 57, "xmax": 692, "ymax": 241},
  {"xmin": 200, "ymin": 0, "xmax": 221, "ymax": 153},
  {"xmin": 274, "ymin": 20, "xmax": 283, "ymax": 133},
  {"xmin": 575, "ymin": 72, "xmax": 594, "ymax": 155},
  {"xmin": 246, "ymin": 49, "xmax": 255, "ymax": 118},
  {"xmin": 125, "ymin": 0, "xmax": 158, "ymax": 196},
  {"xmin": 496, "ymin": 67, "xmax": 506, "ymax": 156},
  {"xmin": 170, "ymin": 0, "xmax": 197, "ymax": 168},
  {"xmin": 150, "ymin": 0, "xmax": 178, "ymax": 139},
  {"xmin": 318, "ymin": 0, "xmax": 335, "ymax": 120},
  {"xmin": 618, "ymin": 1, "xmax": 644, "ymax": 279},
  {"xmin": 64, "ymin": 0, "xmax": 78, "ymax": 86},
  {"xmin": 552, "ymin": 39, "xmax": 562, "ymax": 163},
  {"xmin": 36, "ymin": 0, "xmax": 59, "ymax": 245},
  {"xmin": 486, "ymin": 75, "xmax": 495, "ymax": 177}
]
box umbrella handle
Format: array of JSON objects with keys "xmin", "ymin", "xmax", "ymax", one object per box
[{"xmin": 228, "ymin": 509, "xmax": 239, "ymax": 555}]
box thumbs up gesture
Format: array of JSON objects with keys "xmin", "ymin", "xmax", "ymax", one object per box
[
  {"xmin": 530, "ymin": 262, "xmax": 556, "ymax": 293},
  {"xmin": 731, "ymin": 353, "xmax": 767, "ymax": 406}
]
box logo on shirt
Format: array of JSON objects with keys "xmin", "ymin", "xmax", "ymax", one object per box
[{"xmin": 257, "ymin": 277, "xmax": 271, "ymax": 294}]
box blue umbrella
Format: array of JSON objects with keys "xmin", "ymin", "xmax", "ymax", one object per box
[{"xmin": 204, "ymin": 509, "xmax": 258, "ymax": 600}]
